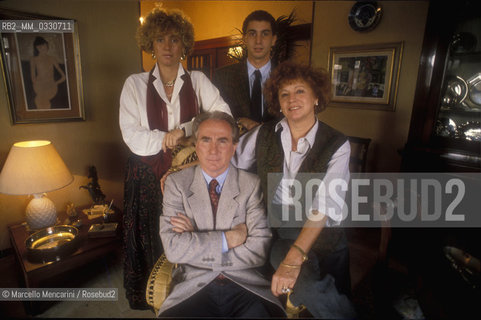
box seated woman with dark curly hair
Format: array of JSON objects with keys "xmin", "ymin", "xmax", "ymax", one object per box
[
  {"xmin": 233, "ymin": 61, "xmax": 356, "ymax": 318},
  {"xmin": 119, "ymin": 8, "xmax": 230, "ymax": 309}
]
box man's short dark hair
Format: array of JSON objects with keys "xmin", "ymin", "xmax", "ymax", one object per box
[
  {"xmin": 193, "ymin": 111, "xmax": 239, "ymax": 144},
  {"xmin": 242, "ymin": 10, "xmax": 277, "ymax": 35}
]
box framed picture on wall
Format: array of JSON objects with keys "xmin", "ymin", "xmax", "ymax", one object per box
[
  {"xmin": 328, "ymin": 42, "xmax": 403, "ymax": 111},
  {"xmin": 0, "ymin": 9, "xmax": 84, "ymax": 124}
]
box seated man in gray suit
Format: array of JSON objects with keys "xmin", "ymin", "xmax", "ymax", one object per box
[{"xmin": 158, "ymin": 111, "xmax": 284, "ymax": 317}]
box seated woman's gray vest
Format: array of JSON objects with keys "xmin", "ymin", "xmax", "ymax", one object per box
[{"xmin": 255, "ymin": 120, "xmax": 348, "ymax": 256}]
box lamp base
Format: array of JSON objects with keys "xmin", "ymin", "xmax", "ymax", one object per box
[{"xmin": 26, "ymin": 194, "xmax": 57, "ymax": 230}]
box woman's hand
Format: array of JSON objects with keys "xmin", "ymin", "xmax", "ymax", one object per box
[
  {"xmin": 271, "ymin": 246, "xmax": 306, "ymax": 296},
  {"xmin": 170, "ymin": 213, "xmax": 194, "ymax": 233},
  {"xmin": 271, "ymin": 216, "xmax": 327, "ymax": 296},
  {"xmin": 162, "ymin": 128, "xmax": 185, "ymax": 152},
  {"xmin": 238, "ymin": 117, "xmax": 260, "ymax": 131},
  {"xmin": 271, "ymin": 261, "xmax": 302, "ymax": 297}
]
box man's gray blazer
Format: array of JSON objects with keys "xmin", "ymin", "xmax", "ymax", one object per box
[{"xmin": 158, "ymin": 164, "xmax": 283, "ymax": 315}]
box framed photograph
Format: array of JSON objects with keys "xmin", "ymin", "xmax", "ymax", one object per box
[
  {"xmin": 0, "ymin": 9, "xmax": 84, "ymax": 124},
  {"xmin": 328, "ymin": 42, "xmax": 403, "ymax": 111}
]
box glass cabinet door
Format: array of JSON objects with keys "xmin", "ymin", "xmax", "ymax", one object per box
[
  {"xmin": 434, "ymin": 12, "xmax": 481, "ymax": 145},
  {"xmin": 403, "ymin": 1, "xmax": 481, "ymax": 172}
]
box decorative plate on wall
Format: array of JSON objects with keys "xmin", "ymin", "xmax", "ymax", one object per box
[{"xmin": 348, "ymin": 1, "xmax": 383, "ymax": 32}]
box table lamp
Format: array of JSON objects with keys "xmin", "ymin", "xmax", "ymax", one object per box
[{"xmin": 0, "ymin": 140, "xmax": 73, "ymax": 230}]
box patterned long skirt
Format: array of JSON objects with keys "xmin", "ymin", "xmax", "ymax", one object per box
[{"xmin": 122, "ymin": 155, "xmax": 163, "ymax": 309}]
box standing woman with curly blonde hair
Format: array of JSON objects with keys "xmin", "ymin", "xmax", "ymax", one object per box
[{"xmin": 119, "ymin": 8, "xmax": 230, "ymax": 309}]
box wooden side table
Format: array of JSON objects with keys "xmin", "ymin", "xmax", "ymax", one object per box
[{"xmin": 8, "ymin": 205, "xmax": 122, "ymax": 289}]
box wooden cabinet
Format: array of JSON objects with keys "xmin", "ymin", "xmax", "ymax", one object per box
[
  {"xmin": 402, "ymin": 0, "xmax": 481, "ymax": 172},
  {"xmin": 187, "ymin": 36, "xmax": 239, "ymax": 79},
  {"xmin": 401, "ymin": 3, "xmax": 481, "ymax": 318}
]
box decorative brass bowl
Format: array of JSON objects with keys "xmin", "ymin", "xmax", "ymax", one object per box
[{"xmin": 25, "ymin": 225, "xmax": 80, "ymax": 263}]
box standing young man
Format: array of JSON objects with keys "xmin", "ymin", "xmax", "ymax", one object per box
[{"xmin": 213, "ymin": 10, "xmax": 277, "ymax": 130}]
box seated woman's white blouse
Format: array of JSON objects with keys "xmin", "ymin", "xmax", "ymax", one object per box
[
  {"xmin": 119, "ymin": 63, "xmax": 231, "ymax": 156},
  {"xmin": 232, "ymin": 119, "xmax": 350, "ymax": 226}
]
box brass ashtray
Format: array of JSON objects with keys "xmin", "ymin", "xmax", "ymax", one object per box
[{"xmin": 25, "ymin": 225, "xmax": 80, "ymax": 263}]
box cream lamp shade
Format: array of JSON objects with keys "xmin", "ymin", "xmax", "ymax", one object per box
[{"xmin": 0, "ymin": 140, "xmax": 74, "ymax": 229}]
